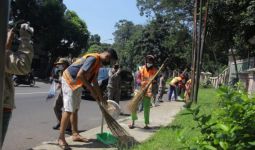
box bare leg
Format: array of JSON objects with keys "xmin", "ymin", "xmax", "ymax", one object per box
[
  {"xmin": 59, "ymin": 111, "xmax": 71, "ymax": 145},
  {"xmin": 71, "ymin": 109, "xmax": 89, "ymax": 142},
  {"xmin": 70, "ymin": 110, "xmax": 78, "ymax": 134}
]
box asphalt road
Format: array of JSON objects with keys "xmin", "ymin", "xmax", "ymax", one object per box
[{"xmin": 2, "ymin": 82, "xmax": 130, "ymax": 150}]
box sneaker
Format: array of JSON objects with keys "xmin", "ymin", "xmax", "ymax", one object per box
[
  {"xmin": 65, "ymin": 128, "xmax": 72, "ymax": 135},
  {"xmin": 155, "ymin": 104, "xmax": 160, "ymax": 107},
  {"xmin": 52, "ymin": 123, "xmax": 60, "ymax": 130}
]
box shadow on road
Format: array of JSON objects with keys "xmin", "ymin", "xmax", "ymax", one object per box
[
  {"xmin": 70, "ymin": 139, "xmax": 110, "ymax": 148},
  {"xmin": 15, "ymin": 85, "xmax": 40, "ymax": 88}
]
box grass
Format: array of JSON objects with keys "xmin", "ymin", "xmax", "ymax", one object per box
[{"xmin": 132, "ymin": 88, "xmax": 219, "ymax": 150}]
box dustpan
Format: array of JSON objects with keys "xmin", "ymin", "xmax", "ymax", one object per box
[{"xmin": 96, "ymin": 100, "xmax": 121, "ymax": 145}]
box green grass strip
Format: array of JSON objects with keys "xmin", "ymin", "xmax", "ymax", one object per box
[{"xmin": 133, "ymin": 88, "xmax": 218, "ymax": 150}]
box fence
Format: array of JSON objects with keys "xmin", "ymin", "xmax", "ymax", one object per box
[
  {"xmin": 229, "ymin": 57, "xmax": 255, "ymax": 81},
  {"xmin": 209, "ymin": 68, "xmax": 229, "ymax": 88}
]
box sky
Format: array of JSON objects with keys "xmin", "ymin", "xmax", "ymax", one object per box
[{"xmin": 63, "ymin": 0, "xmax": 148, "ymax": 44}]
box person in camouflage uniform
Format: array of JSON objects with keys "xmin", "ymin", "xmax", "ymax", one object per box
[{"xmin": 3, "ymin": 23, "xmax": 34, "ymax": 145}]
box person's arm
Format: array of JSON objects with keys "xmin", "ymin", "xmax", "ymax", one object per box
[
  {"xmin": 77, "ymin": 56, "xmax": 101, "ymax": 102},
  {"xmin": 77, "ymin": 69, "xmax": 98, "ymax": 100},
  {"xmin": 92, "ymin": 79, "xmax": 107, "ymax": 105},
  {"xmin": 137, "ymin": 72, "xmax": 141, "ymax": 84},
  {"xmin": 108, "ymin": 68, "xmax": 113, "ymax": 77},
  {"xmin": 109, "ymin": 68, "xmax": 119, "ymax": 78},
  {"xmin": 6, "ymin": 28, "xmax": 14, "ymax": 50},
  {"xmin": 5, "ymin": 23, "xmax": 34, "ymax": 75}
]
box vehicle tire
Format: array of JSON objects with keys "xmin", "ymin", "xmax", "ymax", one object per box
[
  {"xmin": 13, "ymin": 79, "xmax": 19, "ymax": 87},
  {"xmin": 30, "ymin": 79, "xmax": 35, "ymax": 87}
]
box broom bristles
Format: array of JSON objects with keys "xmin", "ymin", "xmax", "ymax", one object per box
[
  {"xmin": 96, "ymin": 101, "xmax": 130, "ymax": 144},
  {"xmin": 128, "ymin": 58, "xmax": 168, "ymax": 113},
  {"xmin": 128, "ymin": 90, "xmax": 144, "ymax": 112}
]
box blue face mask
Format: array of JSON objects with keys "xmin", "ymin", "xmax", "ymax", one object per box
[
  {"xmin": 146, "ymin": 63, "xmax": 153, "ymax": 68},
  {"xmin": 58, "ymin": 65, "xmax": 64, "ymax": 70}
]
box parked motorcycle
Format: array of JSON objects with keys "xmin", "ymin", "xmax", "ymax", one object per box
[{"xmin": 13, "ymin": 72, "xmax": 35, "ymax": 87}]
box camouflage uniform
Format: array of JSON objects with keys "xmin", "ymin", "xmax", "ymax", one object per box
[
  {"xmin": 3, "ymin": 23, "xmax": 33, "ymax": 144},
  {"xmin": 107, "ymin": 68, "xmax": 121, "ymax": 104}
]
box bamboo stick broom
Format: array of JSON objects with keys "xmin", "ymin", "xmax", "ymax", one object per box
[
  {"xmin": 95, "ymin": 99, "xmax": 131, "ymax": 143},
  {"xmin": 128, "ymin": 58, "xmax": 169, "ymax": 113}
]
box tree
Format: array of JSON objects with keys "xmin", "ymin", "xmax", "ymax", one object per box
[
  {"xmin": 61, "ymin": 10, "xmax": 89, "ymax": 56},
  {"xmin": 112, "ymin": 20, "xmax": 144, "ymax": 69},
  {"xmin": 134, "ymin": 15, "xmax": 192, "ymax": 70},
  {"xmin": 86, "ymin": 44, "xmax": 103, "ymax": 53},
  {"xmin": 88, "ymin": 34, "xmax": 101, "ymax": 46},
  {"xmin": 10, "ymin": 0, "xmax": 90, "ymax": 78},
  {"xmin": 136, "ymin": 0, "xmax": 255, "ymax": 75}
]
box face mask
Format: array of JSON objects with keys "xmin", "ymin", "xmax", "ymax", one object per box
[
  {"xmin": 58, "ymin": 65, "xmax": 64, "ymax": 70},
  {"xmin": 146, "ymin": 63, "xmax": 153, "ymax": 68}
]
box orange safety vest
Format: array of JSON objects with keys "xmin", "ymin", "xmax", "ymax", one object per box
[
  {"xmin": 63, "ymin": 53, "xmax": 101, "ymax": 91},
  {"xmin": 139, "ymin": 65, "xmax": 157, "ymax": 97}
]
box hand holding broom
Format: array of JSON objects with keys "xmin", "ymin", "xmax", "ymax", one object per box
[
  {"xmin": 80, "ymin": 71, "xmax": 131, "ymax": 145},
  {"xmin": 128, "ymin": 58, "xmax": 169, "ymax": 113}
]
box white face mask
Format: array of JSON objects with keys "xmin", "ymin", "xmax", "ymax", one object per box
[
  {"xmin": 146, "ymin": 63, "xmax": 153, "ymax": 68},
  {"xmin": 58, "ymin": 65, "xmax": 64, "ymax": 70}
]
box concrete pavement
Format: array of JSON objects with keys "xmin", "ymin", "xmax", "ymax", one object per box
[
  {"xmin": 33, "ymin": 101, "xmax": 184, "ymax": 150},
  {"xmin": 2, "ymin": 82, "xmax": 130, "ymax": 150}
]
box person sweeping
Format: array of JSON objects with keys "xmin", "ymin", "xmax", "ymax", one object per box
[
  {"xmin": 129, "ymin": 55, "xmax": 158, "ymax": 129},
  {"xmin": 58, "ymin": 49, "xmax": 118, "ymax": 149},
  {"xmin": 184, "ymin": 79, "xmax": 192, "ymax": 104},
  {"xmin": 168, "ymin": 74, "xmax": 185, "ymax": 101}
]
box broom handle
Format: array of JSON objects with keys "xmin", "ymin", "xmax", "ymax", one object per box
[
  {"xmin": 101, "ymin": 112, "xmax": 104, "ymax": 133},
  {"xmin": 141, "ymin": 58, "xmax": 169, "ymax": 94}
]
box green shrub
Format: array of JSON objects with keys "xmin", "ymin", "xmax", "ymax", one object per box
[
  {"xmin": 182, "ymin": 85, "xmax": 255, "ymax": 150},
  {"xmin": 200, "ymin": 79, "xmax": 212, "ymax": 88}
]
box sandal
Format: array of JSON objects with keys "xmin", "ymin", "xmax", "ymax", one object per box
[
  {"xmin": 58, "ymin": 139, "xmax": 71, "ymax": 150},
  {"xmin": 72, "ymin": 133, "xmax": 90, "ymax": 142},
  {"xmin": 128, "ymin": 124, "xmax": 135, "ymax": 129}
]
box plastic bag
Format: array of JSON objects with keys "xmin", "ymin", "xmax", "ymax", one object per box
[{"xmin": 46, "ymin": 81, "xmax": 58, "ymax": 101}]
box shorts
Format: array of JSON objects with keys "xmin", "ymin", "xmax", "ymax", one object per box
[{"xmin": 62, "ymin": 77, "xmax": 82, "ymax": 112}]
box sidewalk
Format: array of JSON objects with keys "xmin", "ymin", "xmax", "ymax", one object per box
[{"xmin": 33, "ymin": 101, "xmax": 184, "ymax": 150}]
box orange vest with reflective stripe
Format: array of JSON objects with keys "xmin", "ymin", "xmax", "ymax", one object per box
[
  {"xmin": 63, "ymin": 53, "xmax": 101, "ymax": 91},
  {"xmin": 139, "ymin": 65, "xmax": 157, "ymax": 97}
]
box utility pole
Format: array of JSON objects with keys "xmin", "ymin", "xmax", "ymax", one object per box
[
  {"xmin": 193, "ymin": 0, "xmax": 203, "ymax": 103},
  {"xmin": 191, "ymin": 0, "xmax": 209, "ymax": 104},
  {"xmin": 0, "ymin": 0, "xmax": 10, "ymax": 148},
  {"xmin": 191, "ymin": 0, "xmax": 198, "ymax": 103}
]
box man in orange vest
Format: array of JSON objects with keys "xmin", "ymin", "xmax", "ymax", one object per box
[
  {"xmin": 129, "ymin": 55, "xmax": 158, "ymax": 129},
  {"xmin": 58, "ymin": 49, "xmax": 118, "ymax": 149}
]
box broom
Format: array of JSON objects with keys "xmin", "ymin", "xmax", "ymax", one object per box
[
  {"xmin": 128, "ymin": 58, "xmax": 169, "ymax": 113},
  {"xmin": 94, "ymin": 99, "xmax": 132, "ymax": 145}
]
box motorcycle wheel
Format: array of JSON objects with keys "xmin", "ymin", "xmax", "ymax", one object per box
[
  {"xmin": 13, "ymin": 79, "xmax": 19, "ymax": 87},
  {"xmin": 30, "ymin": 79, "xmax": 35, "ymax": 87}
]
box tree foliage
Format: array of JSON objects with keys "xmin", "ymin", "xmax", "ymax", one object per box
[
  {"xmin": 11, "ymin": 0, "xmax": 89, "ymax": 58},
  {"xmin": 88, "ymin": 34, "xmax": 101, "ymax": 46},
  {"xmin": 131, "ymin": 0, "xmax": 255, "ymax": 74},
  {"xmin": 113, "ymin": 2, "xmax": 193, "ymax": 71},
  {"xmin": 113, "ymin": 20, "xmax": 144, "ymax": 69}
]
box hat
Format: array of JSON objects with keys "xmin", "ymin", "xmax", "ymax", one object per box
[
  {"xmin": 146, "ymin": 55, "xmax": 155, "ymax": 60},
  {"xmin": 54, "ymin": 58, "xmax": 69, "ymax": 65}
]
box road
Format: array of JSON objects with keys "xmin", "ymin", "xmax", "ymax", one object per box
[{"xmin": 2, "ymin": 82, "xmax": 130, "ymax": 150}]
